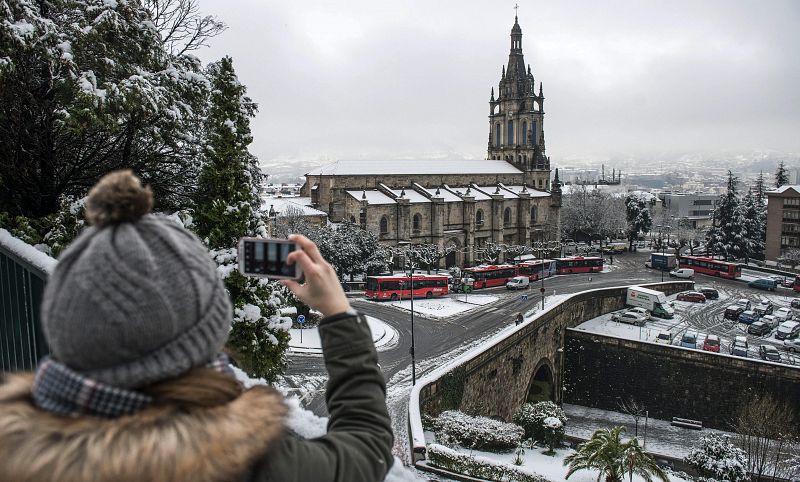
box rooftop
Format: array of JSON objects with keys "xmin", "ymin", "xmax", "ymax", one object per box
[{"xmin": 306, "ymin": 159, "xmax": 523, "ymax": 176}]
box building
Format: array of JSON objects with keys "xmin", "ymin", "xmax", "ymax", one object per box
[
  {"xmin": 262, "ymin": 196, "xmax": 328, "ymax": 228},
  {"xmin": 300, "ymin": 15, "xmax": 561, "ymax": 268},
  {"xmin": 765, "ymin": 185, "xmax": 800, "ymax": 261},
  {"xmin": 658, "ymin": 192, "xmax": 719, "ymax": 229}
]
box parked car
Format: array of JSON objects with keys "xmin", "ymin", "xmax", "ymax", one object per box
[
  {"xmin": 754, "ymin": 300, "xmax": 774, "ymax": 316},
  {"xmin": 734, "ymin": 335, "xmax": 749, "ymax": 348},
  {"xmin": 736, "ymin": 299, "xmax": 752, "ymax": 311},
  {"xmin": 680, "ymin": 332, "xmax": 698, "ymax": 349},
  {"xmin": 724, "ymin": 305, "xmax": 745, "ymax": 320},
  {"xmin": 698, "ymin": 287, "xmax": 719, "ymax": 300},
  {"xmin": 773, "ymin": 307, "xmax": 793, "ymax": 322},
  {"xmin": 761, "ymin": 314, "xmax": 779, "ymax": 329},
  {"xmin": 783, "ymin": 338, "xmax": 800, "ymax": 352},
  {"xmin": 730, "ymin": 336, "xmax": 749, "ymax": 357},
  {"xmin": 748, "ymin": 321, "xmax": 771, "ymax": 336},
  {"xmin": 782, "ymin": 278, "xmax": 795, "ymax": 288},
  {"xmin": 655, "ymin": 331, "xmax": 673, "ymax": 344},
  {"xmin": 506, "ymin": 276, "xmax": 530, "ymax": 290},
  {"xmin": 702, "ymin": 334, "xmax": 721, "ymax": 352},
  {"xmin": 776, "ymin": 320, "xmax": 800, "ymax": 340},
  {"xmin": 749, "ymin": 278, "xmax": 778, "ymax": 291},
  {"xmin": 669, "ymin": 268, "xmax": 695, "ymax": 279},
  {"xmin": 628, "ymin": 307, "xmax": 651, "ymax": 321},
  {"xmin": 677, "ymin": 291, "xmax": 706, "ymax": 303},
  {"xmin": 758, "ymin": 344, "xmax": 781, "ymax": 362},
  {"xmin": 791, "ymin": 299, "xmax": 800, "ymax": 310},
  {"xmin": 611, "ymin": 311, "xmax": 647, "ymax": 326},
  {"xmin": 738, "ymin": 310, "xmax": 760, "ymax": 324}
]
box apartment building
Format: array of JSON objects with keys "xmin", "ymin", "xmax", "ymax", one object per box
[{"xmin": 765, "ymin": 185, "xmax": 800, "ymax": 261}]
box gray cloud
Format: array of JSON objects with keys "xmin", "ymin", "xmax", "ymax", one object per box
[{"xmin": 196, "ymin": 0, "xmax": 800, "ymax": 170}]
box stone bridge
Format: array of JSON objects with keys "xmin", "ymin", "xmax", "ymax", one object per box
[{"xmin": 416, "ymin": 282, "xmax": 691, "ymax": 423}]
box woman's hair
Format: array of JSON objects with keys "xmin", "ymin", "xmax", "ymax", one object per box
[{"xmin": 142, "ymin": 368, "xmax": 242, "ymax": 409}]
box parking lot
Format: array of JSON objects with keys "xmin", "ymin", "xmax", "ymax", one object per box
[{"xmin": 575, "ymin": 281, "xmax": 800, "ymax": 366}]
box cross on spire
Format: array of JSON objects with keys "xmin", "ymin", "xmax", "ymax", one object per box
[{"xmin": 514, "ymin": 3, "xmax": 519, "ymax": 18}]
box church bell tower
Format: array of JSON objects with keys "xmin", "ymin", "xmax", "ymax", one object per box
[{"xmin": 487, "ymin": 14, "xmax": 551, "ymax": 191}]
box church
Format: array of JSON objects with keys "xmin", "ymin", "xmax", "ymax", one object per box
[{"xmin": 300, "ymin": 15, "xmax": 562, "ymax": 268}]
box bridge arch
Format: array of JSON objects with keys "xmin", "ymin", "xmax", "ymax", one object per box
[{"xmin": 526, "ymin": 358, "xmax": 555, "ymax": 403}]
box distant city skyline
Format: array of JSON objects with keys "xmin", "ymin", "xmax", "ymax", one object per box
[{"xmin": 197, "ymin": 0, "xmax": 800, "ymax": 173}]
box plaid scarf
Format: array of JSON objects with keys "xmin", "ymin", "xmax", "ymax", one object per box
[{"xmin": 32, "ymin": 354, "xmax": 235, "ymax": 418}]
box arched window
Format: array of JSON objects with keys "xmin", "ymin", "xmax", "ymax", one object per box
[
  {"xmin": 532, "ymin": 121, "xmax": 537, "ymax": 145},
  {"xmin": 522, "ymin": 121, "xmax": 527, "ymax": 145},
  {"xmin": 412, "ymin": 213, "xmax": 422, "ymax": 232},
  {"xmin": 545, "ymin": 180, "xmax": 549, "ymax": 190},
  {"xmin": 380, "ymin": 216, "xmax": 388, "ymax": 234},
  {"xmin": 495, "ymin": 123, "xmax": 501, "ymax": 146},
  {"xmin": 517, "ymin": 155, "xmax": 522, "ymax": 163},
  {"xmin": 507, "ymin": 119, "xmax": 514, "ymax": 145},
  {"xmin": 476, "ymin": 209, "xmax": 484, "ymax": 225},
  {"xmin": 530, "ymin": 206, "xmax": 538, "ymax": 223},
  {"xmin": 503, "ymin": 207, "xmax": 511, "ymax": 225},
  {"xmin": 523, "ymin": 154, "xmax": 527, "ymax": 163}
]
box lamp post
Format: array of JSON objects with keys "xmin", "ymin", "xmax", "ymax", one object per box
[{"xmin": 409, "ymin": 267, "xmax": 416, "ymax": 385}]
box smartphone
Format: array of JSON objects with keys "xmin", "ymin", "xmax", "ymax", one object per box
[{"xmin": 238, "ymin": 238, "xmax": 303, "ymax": 280}]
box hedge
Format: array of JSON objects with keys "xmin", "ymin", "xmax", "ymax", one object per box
[
  {"xmin": 432, "ymin": 410, "xmax": 524, "ymax": 450},
  {"xmin": 427, "ymin": 444, "xmax": 553, "ymax": 482}
]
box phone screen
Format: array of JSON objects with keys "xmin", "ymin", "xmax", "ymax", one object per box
[{"xmin": 240, "ymin": 239, "xmax": 299, "ymax": 279}]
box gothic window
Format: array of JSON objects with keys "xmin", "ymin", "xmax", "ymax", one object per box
[
  {"xmin": 507, "ymin": 120, "xmax": 514, "ymax": 145},
  {"xmin": 518, "ymin": 155, "xmax": 522, "ymax": 163},
  {"xmin": 532, "ymin": 121, "xmax": 537, "ymax": 144},
  {"xmin": 495, "ymin": 123, "xmax": 501, "ymax": 146},
  {"xmin": 359, "ymin": 210, "xmax": 366, "ymax": 228},
  {"xmin": 523, "ymin": 154, "xmax": 527, "ymax": 163},
  {"xmin": 530, "ymin": 206, "xmax": 538, "ymax": 223},
  {"xmin": 380, "ymin": 216, "xmax": 388, "ymax": 234},
  {"xmin": 545, "ymin": 180, "xmax": 549, "ymax": 190},
  {"xmin": 412, "ymin": 213, "xmax": 422, "ymax": 232},
  {"xmin": 476, "ymin": 209, "xmax": 484, "ymax": 225},
  {"xmin": 503, "ymin": 207, "xmax": 511, "ymax": 225},
  {"xmin": 522, "ymin": 121, "xmax": 527, "ymax": 145},
  {"xmin": 538, "ymin": 179, "xmax": 543, "ymax": 188}
]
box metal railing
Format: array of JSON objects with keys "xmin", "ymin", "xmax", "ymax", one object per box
[{"xmin": 0, "ymin": 234, "xmax": 51, "ymax": 373}]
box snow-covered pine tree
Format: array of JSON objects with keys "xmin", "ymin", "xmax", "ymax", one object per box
[
  {"xmin": 776, "ymin": 161, "xmax": 789, "ymax": 188},
  {"xmin": 708, "ymin": 171, "xmax": 746, "ymax": 260},
  {"xmin": 192, "ymin": 56, "xmax": 289, "ymax": 382},
  {"xmin": 740, "ymin": 188, "xmax": 766, "ymax": 262},
  {"xmin": 685, "ymin": 433, "xmax": 748, "ymax": 482},
  {"xmin": 625, "ymin": 193, "xmax": 653, "ymax": 250},
  {"xmin": 0, "ymin": 0, "xmax": 211, "ymax": 218}
]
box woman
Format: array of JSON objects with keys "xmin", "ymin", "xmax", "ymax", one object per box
[{"xmin": 0, "ymin": 171, "xmax": 394, "ymax": 482}]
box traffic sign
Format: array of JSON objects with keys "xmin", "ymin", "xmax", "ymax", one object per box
[
  {"xmin": 298, "ymin": 314, "xmax": 306, "ymax": 325},
  {"xmin": 539, "ymin": 287, "xmax": 546, "ymax": 293}
]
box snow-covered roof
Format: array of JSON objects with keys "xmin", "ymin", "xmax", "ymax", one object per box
[
  {"xmin": 261, "ymin": 197, "xmax": 328, "ymax": 217},
  {"xmin": 421, "ymin": 187, "xmax": 462, "ymax": 202},
  {"xmin": 306, "ymin": 159, "xmax": 523, "ymax": 176},
  {"xmin": 387, "ymin": 188, "xmax": 430, "ymax": 204},
  {"xmin": 345, "ymin": 190, "xmax": 396, "ymax": 205},
  {"xmin": 474, "ymin": 185, "xmax": 519, "ymax": 199},
  {"xmin": 503, "ymin": 185, "xmax": 551, "ymax": 198},
  {"xmin": 768, "ymin": 185, "xmax": 800, "ymax": 196}
]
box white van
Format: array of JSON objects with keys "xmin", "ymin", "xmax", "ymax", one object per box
[
  {"xmin": 669, "ymin": 268, "xmax": 695, "ymax": 279},
  {"xmin": 506, "ymin": 276, "xmax": 530, "ymax": 290}
]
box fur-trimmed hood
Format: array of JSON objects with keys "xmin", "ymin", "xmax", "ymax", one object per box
[{"xmin": 0, "ymin": 373, "xmax": 288, "ymax": 482}]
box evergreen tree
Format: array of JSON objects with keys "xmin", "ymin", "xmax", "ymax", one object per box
[
  {"xmin": 776, "ymin": 161, "xmax": 789, "ymax": 188},
  {"xmin": 754, "ymin": 171, "xmax": 767, "ymax": 206},
  {"xmin": 625, "ymin": 193, "xmax": 653, "ymax": 250},
  {"xmin": 740, "ymin": 188, "xmax": 766, "ymax": 262},
  {"xmin": 708, "ymin": 171, "xmax": 746, "ymax": 260},
  {"xmin": 191, "ymin": 56, "xmax": 288, "ymax": 382}
]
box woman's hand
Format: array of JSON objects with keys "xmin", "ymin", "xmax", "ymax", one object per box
[{"xmin": 281, "ymin": 234, "xmax": 351, "ymax": 318}]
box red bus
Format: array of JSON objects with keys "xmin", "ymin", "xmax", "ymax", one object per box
[
  {"xmin": 555, "ymin": 256, "xmax": 604, "ymax": 274},
  {"xmin": 793, "ymin": 276, "xmax": 800, "ymax": 293},
  {"xmin": 462, "ymin": 264, "xmax": 517, "ymax": 289},
  {"xmin": 365, "ymin": 274, "xmax": 448, "ymax": 301},
  {"xmin": 678, "ymin": 256, "xmax": 741, "ymax": 279},
  {"xmin": 517, "ymin": 259, "xmax": 557, "ymax": 281}
]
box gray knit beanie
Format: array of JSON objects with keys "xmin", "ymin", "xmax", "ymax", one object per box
[{"xmin": 40, "ymin": 170, "xmax": 232, "ymax": 388}]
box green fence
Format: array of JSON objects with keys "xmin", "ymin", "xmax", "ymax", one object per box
[{"xmin": 0, "ymin": 244, "xmax": 50, "ymax": 372}]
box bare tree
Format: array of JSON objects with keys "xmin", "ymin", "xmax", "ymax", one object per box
[
  {"xmin": 478, "ymin": 242, "xmax": 504, "ymax": 264},
  {"xmin": 779, "ymin": 248, "xmax": 800, "ymax": 270},
  {"xmin": 143, "ymin": 0, "xmax": 227, "ymax": 56},
  {"xmin": 734, "ymin": 395, "xmax": 798, "ymax": 481},
  {"xmin": 618, "ymin": 397, "xmax": 647, "ymax": 439}
]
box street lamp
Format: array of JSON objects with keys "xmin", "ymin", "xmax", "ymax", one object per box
[{"xmin": 409, "ymin": 267, "xmax": 416, "ymax": 385}]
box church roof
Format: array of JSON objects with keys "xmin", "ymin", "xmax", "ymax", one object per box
[
  {"xmin": 387, "ymin": 188, "xmax": 430, "ymax": 203},
  {"xmin": 261, "ymin": 196, "xmax": 328, "ymax": 217},
  {"xmin": 306, "ymin": 159, "xmax": 523, "ymax": 176},
  {"xmin": 503, "ymin": 185, "xmax": 551, "ymax": 198},
  {"xmin": 345, "ymin": 190, "xmax": 396, "ymax": 205}
]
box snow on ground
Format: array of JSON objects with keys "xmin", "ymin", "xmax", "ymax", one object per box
[
  {"xmin": 422, "ymin": 435, "xmax": 691, "ymax": 482},
  {"xmin": 288, "ymin": 315, "xmax": 398, "ymax": 354},
  {"xmin": 451, "ymin": 294, "xmax": 498, "ymax": 305},
  {"xmin": 388, "ymin": 295, "xmax": 499, "ymax": 319},
  {"xmin": 231, "ymin": 365, "xmax": 423, "ymax": 481}
]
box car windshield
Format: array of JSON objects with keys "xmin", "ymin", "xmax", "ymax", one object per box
[
  {"xmin": 682, "ymin": 335, "xmax": 696, "ymax": 342},
  {"xmin": 657, "ymin": 334, "xmax": 669, "ymax": 340},
  {"xmin": 705, "ymin": 338, "xmax": 719, "ymax": 346}
]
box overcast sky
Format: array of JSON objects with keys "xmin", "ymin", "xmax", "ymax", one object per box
[{"xmin": 196, "ymin": 0, "xmax": 800, "ymax": 170}]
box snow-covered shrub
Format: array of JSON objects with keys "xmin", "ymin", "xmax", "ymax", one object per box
[
  {"xmin": 684, "ymin": 433, "xmax": 748, "ymax": 482},
  {"xmin": 513, "ymin": 401, "xmax": 567, "ymax": 447},
  {"xmin": 427, "ymin": 444, "xmax": 551, "ymax": 482},
  {"xmin": 432, "ymin": 410, "xmax": 524, "ymax": 450}
]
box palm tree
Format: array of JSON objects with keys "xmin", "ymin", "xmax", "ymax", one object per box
[
  {"xmin": 621, "ymin": 437, "xmax": 669, "ymax": 482},
  {"xmin": 564, "ymin": 426, "xmax": 626, "ymax": 482},
  {"xmin": 564, "ymin": 426, "xmax": 670, "ymax": 482}
]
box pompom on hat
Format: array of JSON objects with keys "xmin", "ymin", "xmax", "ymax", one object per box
[{"xmin": 40, "ymin": 170, "xmax": 232, "ymax": 388}]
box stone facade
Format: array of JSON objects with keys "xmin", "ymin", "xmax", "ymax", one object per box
[{"xmin": 299, "ymin": 17, "xmax": 562, "ymax": 268}]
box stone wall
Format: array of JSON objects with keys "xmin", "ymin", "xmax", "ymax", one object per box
[
  {"xmin": 417, "ymin": 282, "xmax": 692, "ymax": 422},
  {"xmin": 563, "ymin": 329, "xmax": 800, "ymax": 430}
]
